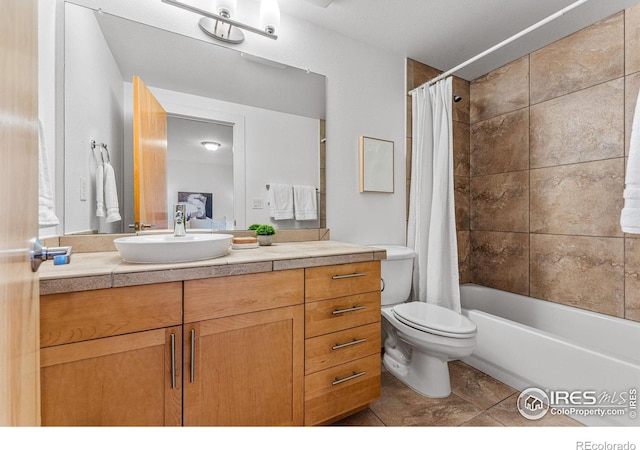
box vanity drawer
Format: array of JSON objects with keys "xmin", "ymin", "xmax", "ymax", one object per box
[
  {"xmin": 184, "ymin": 269, "xmax": 304, "ymax": 322},
  {"xmin": 304, "ymin": 353, "xmax": 380, "ymax": 426},
  {"xmin": 305, "ymin": 292, "xmax": 380, "ymax": 338},
  {"xmin": 40, "ymin": 282, "xmax": 182, "ymax": 348},
  {"xmin": 305, "ymin": 322, "xmax": 381, "ymax": 375},
  {"xmin": 305, "ymin": 261, "xmax": 381, "ymax": 303}
]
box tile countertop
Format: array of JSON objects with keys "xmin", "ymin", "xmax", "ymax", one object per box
[{"xmin": 39, "ymin": 240, "xmax": 387, "ymax": 295}]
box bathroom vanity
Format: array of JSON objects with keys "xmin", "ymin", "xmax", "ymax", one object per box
[{"xmin": 39, "ymin": 240, "xmax": 384, "ymax": 426}]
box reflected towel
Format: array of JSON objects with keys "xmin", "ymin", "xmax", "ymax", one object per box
[
  {"xmin": 268, "ymin": 183, "xmax": 294, "ymax": 220},
  {"xmin": 96, "ymin": 162, "xmax": 106, "ymax": 217},
  {"xmin": 293, "ymin": 185, "xmax": 317, "ymax": 221},
  {"xmin": 103, "ymin": 162, "xmax": 121, "ymax": 223},
  {"xmin": 622, "ymin": 88, "xmax": 640, "ymax": 233},
  {"xmin": 38, "ymin": 120, "xmax": 59, "ymax": 227}
]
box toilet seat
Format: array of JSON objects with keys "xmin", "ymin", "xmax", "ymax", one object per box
[{"xmin": 392, "ymin": 302, "xmax": 477, "ymax": 338}]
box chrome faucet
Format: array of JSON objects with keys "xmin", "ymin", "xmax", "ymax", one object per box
[{"xmin": 174, "ymin": 204, "xmax": 187, "ymax": 237}]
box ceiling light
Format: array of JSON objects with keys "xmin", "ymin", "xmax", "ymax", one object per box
[
  {"xmin": 162, "ymin": 0, "xmax": 280, "ymax": 44},
  {"xmin": 202, "ymin": 141, "xmax": 221, "ymax": 151}
]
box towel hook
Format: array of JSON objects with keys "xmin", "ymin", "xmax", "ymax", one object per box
[
  {"xmin": 90, "ymin": 140, "xmax": 110, "ymax": 164},
  {"xmin": 90, "ymin": 140, "xmax": 105, "ymax": 163},
  {"xmin": 101, "ymin": 143, "xmax": 111, "ymax": 164}
]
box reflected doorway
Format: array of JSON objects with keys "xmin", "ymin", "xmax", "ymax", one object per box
[{"xmin": 167, "ymin": 116, "xmax": 234, "ymax": 230}]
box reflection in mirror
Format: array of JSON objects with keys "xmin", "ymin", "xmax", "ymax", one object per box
[
  {"xmin": 359, "ymin": 136, "xmax": 395, "ymax": 193},
  {"xmin": 62, "ymin": 2, "xmax": 326, "ymax": 235},
  {"xmin": 167, "ymin": 116, "xmax": 234, "ymax": 231}
]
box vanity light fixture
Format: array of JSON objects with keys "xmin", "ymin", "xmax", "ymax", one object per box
[
  {"xmin": 161, "ymin": 0, "xmax": 280, "ymax": 44},
  {"xmin": 202, "ymin": 141, "xmax": 221, "ymax": 151}
]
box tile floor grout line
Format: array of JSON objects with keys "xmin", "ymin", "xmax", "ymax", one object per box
[
  {"xmin": 369, "ymin": 408, "xmax": 388, "ymax": 426},
  {"xmin": 456, "ymin": 409, "xmax": 489, "ymax": 427}
]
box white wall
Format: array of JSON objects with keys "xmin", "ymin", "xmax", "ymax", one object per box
[
  {"xmin": 49, "ymin": 0, "xmax": 407, "ymax": 245},
  {"xmin": 63, "ymin": 3, "xmax": 124, "ymax": 234},
  {"xmin": 243, "ymin": 106, "xmax": 319, "ymax": 229}
]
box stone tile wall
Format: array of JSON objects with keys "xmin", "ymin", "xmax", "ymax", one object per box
[{"xmin": 468, "ymin": 6, "xmax": 640, "ymax": 322}]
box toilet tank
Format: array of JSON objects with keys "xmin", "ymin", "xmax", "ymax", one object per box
[{"xmin": 370, "ymin": 245, "xmax": 415, "ymax": 306}]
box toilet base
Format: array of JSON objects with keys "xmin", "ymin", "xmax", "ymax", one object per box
[{"xmin": 383, "ymin": 349, "xmax": 452, "ymax": 398}]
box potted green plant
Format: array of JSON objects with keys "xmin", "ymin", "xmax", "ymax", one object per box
[{"xmin": 255, "ymin": 225, "xmax": 276, "ymax": 246}]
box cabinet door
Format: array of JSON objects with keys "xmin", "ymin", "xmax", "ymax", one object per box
[
  {"xmin": 41, "ymin": 327, "xmax": 182, "ymax": 426},
  {"xmin": 184, "ymin": 305, "xmax": 304, "ymax": 426}
]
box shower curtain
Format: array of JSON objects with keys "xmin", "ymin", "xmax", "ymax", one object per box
[{"xmin": 408, "ymin": 77, "xmax": 461, "ymax": 313}]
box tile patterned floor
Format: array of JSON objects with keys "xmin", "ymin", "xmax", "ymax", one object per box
[{"xmin": 333, "ymin": 360, "xmax": 582, "ymax": 427}]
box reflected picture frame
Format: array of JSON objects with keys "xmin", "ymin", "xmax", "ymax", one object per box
[
  {"xmin": 359, "ymin": 136, "xmax": 394, "ymax": 193},
  {"xmin": 178, "ymin": 191, "xmax": 213, "ymax": 220}
]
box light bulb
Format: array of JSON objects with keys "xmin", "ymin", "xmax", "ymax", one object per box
[
  {"xmin": 202, "ymin": 141, "xmax": 221, "ymax": 151},
  {"xmin": 260, "ymin": 0, "xmax": 280, "ymax": 34},
  {"xmin": 215, "ymin": 0, "xmax": 237, "ymax": 17}
]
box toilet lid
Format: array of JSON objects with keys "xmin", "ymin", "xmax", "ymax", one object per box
[{"xmin": 392, "ymin": 302, "xmax": 477, "ymax": 338}]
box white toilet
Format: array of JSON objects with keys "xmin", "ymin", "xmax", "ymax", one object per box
[{"xmin": 373, "ymin": 245, "xmax": 477, "ymax": 398}]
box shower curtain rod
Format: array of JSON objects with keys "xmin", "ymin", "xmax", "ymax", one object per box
[{"xmin": 408, "ymin": 0, "xmax": 591, "ymax": 94}]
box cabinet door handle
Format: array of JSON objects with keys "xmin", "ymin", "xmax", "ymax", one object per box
[
  {"xmin": 332, "ymin": 305, "xmax": 366, "ymax": 315},
  {"xmin": 190, "ymin": 329, "xmax": 195, "ymax": 383},
  {"xmin": 170, "ymin": 333, "xmax": 176, "ymax": 389},
  {"xmin": 332, "ymin": 371, "xmax": 366, "ymax": 386},
  {"xmin": 332, "ymin": 338, "xmax": 367, "ymax": 350},
  {"xmin": 332, "ymin": 273, "xmax": 366, "ymax": 280}
]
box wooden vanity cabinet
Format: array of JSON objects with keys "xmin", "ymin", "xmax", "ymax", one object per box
[
  {"xmin": 39, "ymin": 260, "xmax": 380, "ymax": 426},
  {"xmin": 303, "ymin": 261, "xmax": 382, "ymax": 425},
  {"xmin": 39, "ymin": 283, "xmax": 183, "ymax": 426},
  {"xmin": 183, "ymin": 269, "xmax": 305, "ymax": 426}
]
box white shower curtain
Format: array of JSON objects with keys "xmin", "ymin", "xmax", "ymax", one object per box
[{"xmin": 407, "ymin": 77, "xmax": 461, "ymax": 313}]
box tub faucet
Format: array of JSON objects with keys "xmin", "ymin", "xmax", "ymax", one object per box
[{"xmin": 174, "ymin": 204, "xmax": 187, "ymax": 237}]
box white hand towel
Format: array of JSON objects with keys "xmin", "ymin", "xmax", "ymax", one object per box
[
  {"xmin": 103, "ymin": 162, "xmax": 121, "ymax": 223},
  {"xmin": 293, "ymin": 185, "xmax": 317, "ymax": 221},
  {"xmin": 38, "ymin": 120, "xmax": 59, "ymax": 227},
  {"xmin": 622, "ymin": 88, "xmax": 640, "ymax": 233},
  {"xmin": 268, "ymin": 183, "xmax": 294, "ymax": 220},
  {"xmin": 96, "ymin": 162, "xmax": 106, "ymax": 217}
]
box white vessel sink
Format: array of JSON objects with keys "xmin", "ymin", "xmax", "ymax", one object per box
[{"xmin": 114, "ymin": 233, "xmax": 233, "ymax": 263}]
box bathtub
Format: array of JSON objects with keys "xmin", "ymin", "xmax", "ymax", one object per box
[{"xmin": 459, "ymin": 284, "xmax": 640, "ymax": 427}]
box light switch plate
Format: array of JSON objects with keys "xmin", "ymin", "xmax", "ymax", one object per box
[
  {"xmin": 252, "ymin": 199, "xmax": 264, "ymax": 209},
  {"xmin": 80, "ymin": 177, "xmax": 87, "ymax": 201}
]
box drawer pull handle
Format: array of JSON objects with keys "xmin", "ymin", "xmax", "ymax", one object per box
[
  {"xmin": 332, "ymin": 273, "xmax": 366, "ymax": 280},
  {"xmin": 190, "ymin": 329, "xmax": 195, "ymax": 383},
  {"xmin": 332, "ymin": 338, "xmax": 367, "ymax": 350},
  {"xmin": 332, "ymin": 305, "xmax": 366, "ymax": 315},
  {"xmin": 170, "ymin": 333, "xmax": 176, "ymax": 389},
  {"xmin": 332, "ymin": 371, "xmax": 366, "ymax": 386}
]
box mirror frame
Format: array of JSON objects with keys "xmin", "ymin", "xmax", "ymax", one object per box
[{"xmin": 359, "ymin": 136, "xmax": 394, "ymax": 193}]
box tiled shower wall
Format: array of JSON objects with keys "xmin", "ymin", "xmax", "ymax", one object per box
[
  {"xmin": 406, "ymin": 60, "xmax": 471, "ymax": 283},
  {"xmin": 469, "ymin": 5, "xmax": 640, "ymax": 322}
]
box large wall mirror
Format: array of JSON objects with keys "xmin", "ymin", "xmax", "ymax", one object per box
[{"xmin": 62, "ymin": 1, "xmax": 326, "ymax": 235}]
